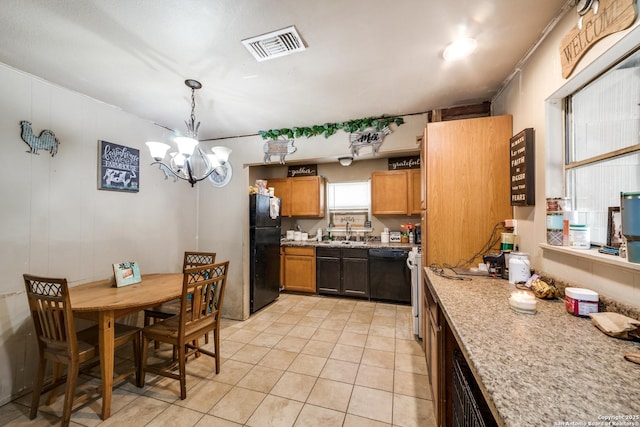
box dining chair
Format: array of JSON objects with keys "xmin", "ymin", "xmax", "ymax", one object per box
[
  {"xmin": 143, "ymin": 251, "xmax": 216, "ymax": 332},
  {"xmin": 141, "ymin": 261, "xmax": 229, "ymax": 399},
  {"xmin": 23, "ymin": 274, "xmax": 141, "ymax": 427}
]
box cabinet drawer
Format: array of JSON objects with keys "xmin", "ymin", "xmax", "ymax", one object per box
[
  {"xmin": 284, "ymin": 246, "xmax": 315, "ymax": 256},
  {"xmin": 342, "ymin": 248, "xmax": 369, "ymax": 259},
  {"xmin": 316, "ymin": 247, "xmax": 341, "ymax": 258}
]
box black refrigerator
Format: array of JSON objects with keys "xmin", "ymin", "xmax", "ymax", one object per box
[{"xmin": 249, "ymin": 194, "xmax": 281, "ymax": 313}]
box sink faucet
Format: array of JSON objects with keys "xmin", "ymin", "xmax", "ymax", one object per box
[{"xmin": 345, "ymin": 221, "xmax": 351, "ymax": 241}]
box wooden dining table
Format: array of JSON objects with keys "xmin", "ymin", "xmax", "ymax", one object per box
[{"xmin": 69, "ymin": 273, "xmax": 183, "ymax": 420}]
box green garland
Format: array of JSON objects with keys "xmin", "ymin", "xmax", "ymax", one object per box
[{"xmin": 258, "ymin": 115, "xmax": 405, "ymax": 140}]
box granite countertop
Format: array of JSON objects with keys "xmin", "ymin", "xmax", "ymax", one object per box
[
  {"xmin": 281, "ymin": 239, "xmax": 418, "ymax": 250},
  {"xmin": 424, "ymin": 267, "xmax": 640, "ymax": 426}
]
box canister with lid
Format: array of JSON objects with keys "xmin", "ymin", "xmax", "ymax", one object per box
[
  {"xmin": 568, "ymin": 225, "xmax": 590, "ymax": 249},
  {"xmin": 565, "ymin": 287, "xmax": 599, "ymax": 316}
]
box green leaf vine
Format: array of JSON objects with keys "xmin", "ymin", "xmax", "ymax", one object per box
[{"xmin": 258, "ymin": 115, "xmax": 405, "ymax": 140}]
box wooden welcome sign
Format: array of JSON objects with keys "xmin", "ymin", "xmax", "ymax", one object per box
[{"xmin": 560, "ymin": 0, "xmax": 638, "ymax": 79}]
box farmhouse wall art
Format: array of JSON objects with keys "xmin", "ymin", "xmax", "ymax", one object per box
[
  {"xmin": 98, "ymin": 140, "xmax": 140, "ymax": 192},
  {"xmin": 20, "ymin": 121, "xmax": 60, "ymax": 156}
]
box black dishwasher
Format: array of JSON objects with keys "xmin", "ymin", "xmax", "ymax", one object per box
[{"xmin": 368, "ymin": 248, "xmax": 411, "ymax": 304}]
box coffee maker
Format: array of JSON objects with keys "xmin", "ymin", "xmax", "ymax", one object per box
[{"xmin": 414, "ymin": 224, "xmax": 422, "ymax": 244}]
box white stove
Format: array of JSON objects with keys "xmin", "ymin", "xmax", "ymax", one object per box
[{"xmin": 406, "ymin": 247, "xmax": 423, "ymax": 339}]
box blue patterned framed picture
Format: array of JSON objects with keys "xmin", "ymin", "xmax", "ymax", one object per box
[{"xmin": 113, "ymin": 261, "xmax": 141, "ymax": 287}]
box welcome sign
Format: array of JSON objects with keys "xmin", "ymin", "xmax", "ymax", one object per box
[{"xmin": 560, "ymin": 0, "xmax": 637, "ymax": 79}]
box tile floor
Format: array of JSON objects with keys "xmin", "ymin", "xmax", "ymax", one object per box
[{"xmin": 1, "ymin": 293, "xmax": 436, "ymax": 427}]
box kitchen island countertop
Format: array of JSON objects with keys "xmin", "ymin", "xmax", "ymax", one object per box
[{"xmin": 424, "ymin": 266, "xmax": 640, "ymax": 426}]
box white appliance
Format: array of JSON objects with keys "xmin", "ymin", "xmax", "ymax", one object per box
[{"xmin": 406, "ymin": 247, "xmax": 423, "ymax": 339}]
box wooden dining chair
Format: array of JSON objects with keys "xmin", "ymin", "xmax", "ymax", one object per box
[
  {"xmin": 141, "ymin": 261, "xmax": 229, "ymax": 399},
  {"xmin": 143, "ymin": 251, "xmax": 216, "ymax": 330},
  {"xmin": 23, "ymin": 274, "xmax": 141, "ymax": 427}
]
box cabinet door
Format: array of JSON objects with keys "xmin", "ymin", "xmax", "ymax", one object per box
[
  {"xmin": 316, "ymin": 256, "xmax": 341, "ymax": 295},
  {"xmin": 408, "ymin": 169, "xmax": 422, "ymax": 215},
  {"xmin": 268, "ymin": 178, "xmax": 291, "ymax": 217},
  {"xmin": 342, "ymin": 257, "xmax": 369, "ymax": 297},
  {"xmin": 371, "ymin": 171, "xmax": 409, "ymax": 215},
  {"xmin": 426, "ymin": 115, "xmax": 512, "ymax": 266},
  {"xmin": 284, "ymin": 247, "xmax": 316, "ymax": 293},
  {"xmin": 290, "ymin": 176, "xmax": 325, "ymax": 217}
]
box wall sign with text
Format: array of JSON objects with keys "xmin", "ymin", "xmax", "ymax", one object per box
[
  {"xmin": 98, "ymin": 140, "xmax": 139, "ymax": 192},
  {"xmin": 287, "ymin": 164, "xmax": 317, "ymax": 177},
  {"xmin": 388, "ymin": 155, "xmax": 420, "ymax": 170},
  {"xmin": 510, "ymin": 128, "xmax": 535, "ymax": 206},
  {"xmin": 559, "ymin": 0, "xmax": 637, "ymax": 79}
]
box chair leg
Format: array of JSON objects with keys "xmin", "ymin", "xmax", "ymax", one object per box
[
  {"xmin": 214, "ymin": 328, "xmax": 220, "ymax": 374},
  {"xmin": 133, "ymin": 332, "xmax": 142, "ymax": 388},
  {"xmin": 61, "ymin": 360, "xmax": 79, "ymax": 427},
  {"xmin": 204, "ymin": 332, "xmax": 209, "ymax": 344},
  {"xmin": 140, "ymin": 335, "xmax": 149, "ymax": 387},
  {"xmin": 29, "ymin": 354, "xmax": 47, "ymax": 420},
  {"xmin": 178, "ymin": 343, "xmax": 187, "ymax": 400},
  {"xmin": 46, "ymin": 362, "xmax": 64, "ymax": 405}
]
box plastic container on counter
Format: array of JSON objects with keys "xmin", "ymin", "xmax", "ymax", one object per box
[
  {"xmin": 569, "ymin": 225, "xmax": 590, "ymax": 249},
  {"xmin": 565, "ymin": 287, "xmax": 599, "ymax": 316}
]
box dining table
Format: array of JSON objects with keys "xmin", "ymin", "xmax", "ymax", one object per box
[{"xmin": 69, "ymin": 273, "xmax": 183, "ymax": 420}]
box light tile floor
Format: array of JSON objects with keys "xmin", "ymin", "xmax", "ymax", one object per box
[{"xmin": 1, "ymin": 293, "xmax": 436, "ymax": 427}]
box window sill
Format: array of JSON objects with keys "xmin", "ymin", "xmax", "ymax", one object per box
[{"xmin": 540, "ymin": 243, "xmax": 640, "ymax": 273}]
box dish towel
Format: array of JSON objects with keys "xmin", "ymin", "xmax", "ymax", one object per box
[{"xmin": 269, "ymin": 197, "xmax": 280, "ymax": 219}]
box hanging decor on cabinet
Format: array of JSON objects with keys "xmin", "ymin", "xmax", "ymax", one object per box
[
  {"xmin": 560, "ymin": 0, "xmax": 637, "ymax": 79},
  {"xmin": 263, "ymin": 138, "xmax": 296, "ymax": 164},
  {"xmin": 20, "ymin": 121, "xmax": 60, "ymax": 157}
]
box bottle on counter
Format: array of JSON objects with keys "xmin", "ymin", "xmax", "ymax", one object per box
[{"xmin": 409, "ymin": 231, "xmax": 414, "ymax": 244}]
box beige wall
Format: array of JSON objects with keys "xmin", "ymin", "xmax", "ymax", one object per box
[
  {"xmin": 0, "ymin": 64, "xmax": 201, "ymax": 403},
  {"xmin": 492, "ymin": 12, "xmax": 640, "ymax": 306}
]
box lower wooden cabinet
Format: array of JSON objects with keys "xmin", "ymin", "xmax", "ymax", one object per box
[
  {"xmin": 283, "ymin": 246, "xmax": 316, "ymax": 293},
  {"xmin": 316, "ymin": 247, "xmax": 369, "ymax": 298}
]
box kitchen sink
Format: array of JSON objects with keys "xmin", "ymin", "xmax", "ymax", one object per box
[{"xmin": 325, "ymin": 240, "xmax": 367, "ymax": 246}]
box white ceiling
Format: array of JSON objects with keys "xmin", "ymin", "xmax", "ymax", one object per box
[{"xmin": 0, "ymin": 1, "xmax": 570, "ymax": 141}]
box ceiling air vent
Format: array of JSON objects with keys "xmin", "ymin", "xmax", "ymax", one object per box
[{"xmin": 242, "ymin": 26, "xmax": 306, "ymax": 62}]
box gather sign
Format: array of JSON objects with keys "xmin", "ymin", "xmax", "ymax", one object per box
[{"xmin": 560, "ymin": 0, "xmax": 637, "ymax": 79}]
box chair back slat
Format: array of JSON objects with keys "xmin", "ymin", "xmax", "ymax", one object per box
[
  {"xmin": 183, "ymin": 251, "xmax": 216, "ymax": 271},
  {"xmin": 23, "ymin": 274, "xmax": 78, "ymax": 357},
  {"xmin": 179, "ymin": 262, "xmax": 229, "ymax": 332}
]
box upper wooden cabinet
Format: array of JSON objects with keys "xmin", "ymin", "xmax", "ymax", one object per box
[
  {"xmin": 371, "ymin": 170, "xmax": 421, "ymax": 216},
  {"xmin": 267, "ymin": 176, "xmax": 325, "ymax": 218}
]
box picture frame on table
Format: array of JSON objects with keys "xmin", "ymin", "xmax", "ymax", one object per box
[
  {"xmin": 113, "ymin": 261, "xmax": 141, "ymax": 287},
  {"xmin": 607, "ymin": 206, "xmax": 622, "ymax": 248}
]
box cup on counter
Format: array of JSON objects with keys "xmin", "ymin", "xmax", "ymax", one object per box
[{"xmin": 286, "ymin": 230, "xmax": 295, "ymax": 240}]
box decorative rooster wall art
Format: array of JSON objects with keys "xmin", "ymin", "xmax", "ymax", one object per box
[{"xmin": 20, "ymin": 121, "xmax": 60, "ymax": 156}]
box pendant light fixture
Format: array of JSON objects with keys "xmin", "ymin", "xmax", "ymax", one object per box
[{"xmin": 145, "ymin": 79, "xmax": 232, "ymax": 187}]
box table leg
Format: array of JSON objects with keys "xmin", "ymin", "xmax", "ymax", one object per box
[{"xmin": 98, "ymin": 311, "xmax": 115, "ymax": 420}]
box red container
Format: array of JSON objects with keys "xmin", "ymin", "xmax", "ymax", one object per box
[{"xmin": 565, "ymin": 287, "xmax": 598, "ymax": 317}]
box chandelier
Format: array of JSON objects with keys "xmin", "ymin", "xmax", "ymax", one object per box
[{"xmin": 145, "ymin": 79, "xmax": 232, "ymax": 187}]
